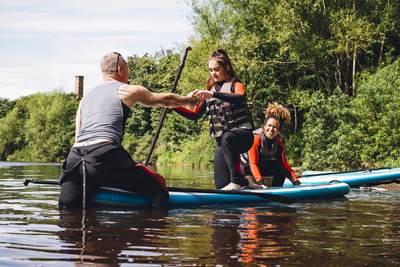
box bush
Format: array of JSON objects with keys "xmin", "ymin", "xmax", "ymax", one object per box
[
  {"xmin": 0, "ymin": 92, "xmax": 78, "ymax": 162},
  {"xmin": 290, "ymin": 89, "xmax": 361, "ymax": 170},
  {"xmin": 352, "ymin": 60, "xmax": 400, "ymax": 167}
]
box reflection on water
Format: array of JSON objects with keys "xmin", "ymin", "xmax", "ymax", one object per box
[
  {"xmin": 210, "ymin": 207, "xmax": 299, "ymax": 265},
  {"xmin": 58, "ymin": 209, "xmax": 171, "ymax": 265},
  {"xmin": 0, "ymin": 162, "xmax": 399, "ymax": 266}
]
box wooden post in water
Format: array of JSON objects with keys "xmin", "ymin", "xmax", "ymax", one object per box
[{"xmin": 75, "ymin": 75, "xmax": 84, "ymax": 98}]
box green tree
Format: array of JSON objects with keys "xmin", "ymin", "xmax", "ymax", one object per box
[
  {"xmin": 0, "ymin": 98, "xmax": 15, "ymax": 119},
  {"xmin": 289, "ymin": 89, "xmax": 361, "ymax": 170},
  {"xmin": 189, "ymin": 0, "xmax": 400, "ymax": 100},
  {"xmin": 0, "ymin": 107, "xmax": 25, "ymax": 160},
  {"xmin": 352, "ymin": 60, "xmax": 400, "ymax": 167},
  {"xmin": 125, "ymin": 49, "xmax": 213, "ymax": 165},
  {"xmin": 0, "ymin": 92, "xmax": 78, "ymax": 162}
]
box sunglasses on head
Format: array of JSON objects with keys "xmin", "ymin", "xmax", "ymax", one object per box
[{"xmin": 113, "ymin": 52, "xmax": 121, "ymax": 73}]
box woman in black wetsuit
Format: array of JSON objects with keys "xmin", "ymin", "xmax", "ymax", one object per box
[{"xmin": 174, "ymin": 49, "xmax": 256, "ymax": 190}]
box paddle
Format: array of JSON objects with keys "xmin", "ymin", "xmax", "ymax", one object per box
[
  {"xmin": 23, "ymin": 179, "xmax": 59, "ymax": 186},
  {"xmin": 301, "ymin": 167, "xmax": 392, "ymax": 178},
  {"xmin": 143, "ymin": 47, "xmax": 192, "ymax": 166},
  {"xmin": 23, "ymin": 179, "xmax": 294, "ymax": 204}
]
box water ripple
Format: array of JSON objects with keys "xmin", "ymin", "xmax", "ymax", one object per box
[{"xmin": 0, "ymin": 163, "xmax": 399, "ymax": 266}]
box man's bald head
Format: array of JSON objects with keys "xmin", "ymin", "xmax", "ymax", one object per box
[
  {"xmin": 100, "ymin": 52, "xmax": 129, "ymax": 83},
  {"xmin": 101, "ymin": 52, "xmax": 125, "ymax": 75}
]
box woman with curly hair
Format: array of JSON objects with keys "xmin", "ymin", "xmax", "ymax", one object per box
[{"xmin": 247, "ymin": 102, "xmax": 301, "ymax": 187}]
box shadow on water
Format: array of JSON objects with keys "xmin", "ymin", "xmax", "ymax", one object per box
[{"xmin": 0, "ymin": 162, "xmax": 400, "ymax": 266}]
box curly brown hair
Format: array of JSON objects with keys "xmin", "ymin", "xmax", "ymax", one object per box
[{"xmin": 264, "ymin": 102, "xmax": 291, "ymax": 127}]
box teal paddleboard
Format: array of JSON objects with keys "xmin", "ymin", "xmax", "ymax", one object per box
[
  {"xmin": 284, "ymin": 167, "xmax": 400, "ymax": 187},
  {"xmin": 92, "ymin": 182, "xmax": 349, "ymax": 208}
]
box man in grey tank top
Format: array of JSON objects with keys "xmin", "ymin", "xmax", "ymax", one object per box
[{"xmin": 58, "ymin": 52, "xmax": 198, "ymax": 209}]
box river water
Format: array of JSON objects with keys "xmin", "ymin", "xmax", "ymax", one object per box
[{"xmin": 0, "ymin": 161, "xmax": 399, "ymax": 266}]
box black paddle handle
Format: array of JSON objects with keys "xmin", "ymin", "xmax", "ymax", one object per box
[
  {"xmin": 144, "ymin": 47, "xmax": 192, "ymax": 166},
  {"xmin": 23, "ymin": 179, "xmax": 59, "ymax": 186}
]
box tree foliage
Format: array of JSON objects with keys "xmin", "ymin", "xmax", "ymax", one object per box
[
  {"xmin": 352, "ymin": 60, "xmax": 400, "ymax": 167},
  {"xmin": 0, "ymin": 93, "xmax": 78, "ymax": 162},
  {"xmin": 0, "ymin": 0, "xmax": 399, "ymax": 170},
  {"xmin": 0, "ymin": 98, "xmax": 15, "ymax": 119},
  {"xmin": 124, "ymin": 49, "xmax": 211, "ymax": 164},
  {"xmin": 190, "ymin": 0, "xmax": 400, "ymax": 99}
]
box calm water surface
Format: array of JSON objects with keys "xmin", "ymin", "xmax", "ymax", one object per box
[{"xmin": 0, "ymin": 161, "xmax": 399, "ymax": 266}]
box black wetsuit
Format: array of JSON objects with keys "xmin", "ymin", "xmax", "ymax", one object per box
[{"xmin": 174, "ymin": 80, "xmax": 253, "ymax": 189}]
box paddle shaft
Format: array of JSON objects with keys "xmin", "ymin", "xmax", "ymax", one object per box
[
  {"xmin": 143, "ymin": 47, "xmax": 192, "ymax": 166},
  {"xmin": 23, "ymin": 179, "xmax": 294, "ymax": 204}
]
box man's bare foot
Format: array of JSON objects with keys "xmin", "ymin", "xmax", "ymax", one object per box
[{"xmin": 221, "ymin": 183, "xmax": 241, "ymax": 190}]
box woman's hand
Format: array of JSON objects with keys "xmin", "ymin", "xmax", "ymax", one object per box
[
  {"xmin": 187, "ymin": 89, "xmax": 199, "ymax": 98},
  {"xmin": 245, "ymin": 176, "xmax": 263, "ymax": 189},
  {"xmin": 183, "ymin": 90, "xmax": 202, "ymax": 108},
  {"xmin": 293, "ymin": 180, "xmax": 301, "ymax": 186},
  {"xmin": 194, "ymin": 90, "xmax": 213, "ymax": 100}
]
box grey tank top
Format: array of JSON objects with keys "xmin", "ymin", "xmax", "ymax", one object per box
[{"xmin": 76, "ymin": 81, "xmax": 131, "ymax": 145}]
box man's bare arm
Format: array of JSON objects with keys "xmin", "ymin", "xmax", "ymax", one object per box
[{"xmin": 118, "ymin": 84, "xmax": 198, "ymax": 108}]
